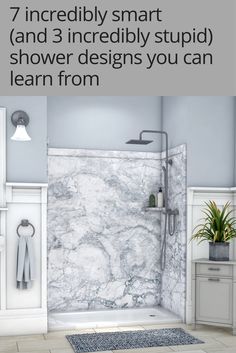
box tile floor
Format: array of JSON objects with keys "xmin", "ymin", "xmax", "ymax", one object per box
[{"xmin": 0, "ymin": 323, "xmax": 235, "ymax": 353}]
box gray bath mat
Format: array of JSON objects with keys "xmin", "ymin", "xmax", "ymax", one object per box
[{"xmin": 66, "ymin": 328, "xmax": 203, "ymax": 352}]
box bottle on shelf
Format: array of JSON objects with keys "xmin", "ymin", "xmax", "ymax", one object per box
[
  {"xmin": 148, "ymin": 194, "xmax": 156, "ymax": 208},
  {"xmin": 157, "ymin": 187, "xmax": 164, "ymax": 208}
]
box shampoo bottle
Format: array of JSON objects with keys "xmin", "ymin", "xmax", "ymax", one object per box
[{"xmin": 157, "ymin": 187, "xmax": 164, "ymax": 208}]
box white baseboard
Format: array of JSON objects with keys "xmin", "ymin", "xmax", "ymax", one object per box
[{"xmin": 0, "ymin": 311, "xmax": 47, "ymax": 335}]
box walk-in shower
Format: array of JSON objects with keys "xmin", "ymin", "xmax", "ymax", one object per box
[
  {"xmin": 48, "ymin": 143, "xmax": 186, "ymax": 330},
  {"xmin": 126, "ymin": 130, "xmax": 179, "ymax": 270}
]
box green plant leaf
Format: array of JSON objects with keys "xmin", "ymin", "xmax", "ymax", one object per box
[{"xmin": 191, "ymin": 201, "xmax": 236, "ymax": 244}]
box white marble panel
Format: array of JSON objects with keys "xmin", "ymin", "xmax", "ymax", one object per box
[
  {"xmin": 160, "ymin": 144, "xmax": 187, "ymax": 320},
  {"xmin": 48, "ymin": 146, "xmax": 187, "ymax": 317},
  {"xmin": 48, "ymin": 150, "xmax": 162, "ymax": 312}
]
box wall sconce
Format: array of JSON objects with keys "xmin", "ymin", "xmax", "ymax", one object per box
[{"xmin": 11, "ymin": 111, "xmax": 31, "ymax": 141}]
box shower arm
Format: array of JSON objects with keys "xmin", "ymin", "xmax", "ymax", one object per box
[{"xmin": 139, "ymin": 130, "xmax": 169, "ymax": 211}]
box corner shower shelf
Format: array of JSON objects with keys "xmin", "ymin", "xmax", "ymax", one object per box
[
  {"xmin": 145, "ymin": 207, "xmax": 165, "ymax": 212},
  {"xmin": 0, "ymin": 208, "xmax": 8, "ymax": 211}
]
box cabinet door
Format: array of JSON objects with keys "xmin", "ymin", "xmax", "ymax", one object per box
[{"xmin": 196, "ymin": 277, "xmax": 232, "ymax": 324}]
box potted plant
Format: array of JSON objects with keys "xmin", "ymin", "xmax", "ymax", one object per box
[{"xmin": 191, "ymin": 201, "xmax": 236, "ymax": 261}]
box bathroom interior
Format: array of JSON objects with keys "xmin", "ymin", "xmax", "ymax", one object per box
[{"xmin": 0, "ymin": 96, "xmax": 236, "ymax": 352}]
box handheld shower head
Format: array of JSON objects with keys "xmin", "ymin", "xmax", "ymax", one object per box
[{"xmin": 126, "ymin": 139, "xmax": 153, "ymax": 145}]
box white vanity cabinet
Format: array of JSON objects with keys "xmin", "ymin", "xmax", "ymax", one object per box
[{"xmin": 192, "ymin": 259, "xmax": 236, "ymax": 334}]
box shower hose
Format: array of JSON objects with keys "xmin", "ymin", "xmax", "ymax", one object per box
[{"xmin": 160, "ymin": 211, "xmax": 177, "ymax": 271}]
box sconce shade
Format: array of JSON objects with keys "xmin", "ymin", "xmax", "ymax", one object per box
[
  {"xmin": 11, "ymin": 124, "xmax": 31, "ymax": 141},
  {"xmin": 11, "ymin": 111, "xmax": 31, "ymax": 141}
]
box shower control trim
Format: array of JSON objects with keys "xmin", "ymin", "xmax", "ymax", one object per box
[{"xmin": 162, "ymin": 208, "xmax": 179, "ymax": 216}]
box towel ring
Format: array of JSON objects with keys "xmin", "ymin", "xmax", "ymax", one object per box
[{"xmin": 17, "ymin": 219, "xmax": 35, "ymax": 238}]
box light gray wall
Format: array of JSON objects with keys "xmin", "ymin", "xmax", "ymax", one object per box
[
  {"xmin": 48, "ymin": 96, "xmax": 162, "ymax": 152},
  {"xmin": 162, "ymin": 96, "xmax": 235, "ymax": 187},
  {"xmin": 0, "ymin": 96, "xmax": 47, "ymax": 182},
  {"xmin": 1, "ymin": 96, "xmax": 235, "ymax": 187}
]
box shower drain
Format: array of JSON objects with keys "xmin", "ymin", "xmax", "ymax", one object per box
[{"xmin": 149, "ymin": 314, "xmax": 156, "ymax": 317}]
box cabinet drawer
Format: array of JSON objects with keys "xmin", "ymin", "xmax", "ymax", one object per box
[
  {"xmin": 196, "ymin": 277, "xmax": 232, "ymax": 324},
  {"xmin": 196, "ymin": 263, "xmax": 232, "ymax": 277}
]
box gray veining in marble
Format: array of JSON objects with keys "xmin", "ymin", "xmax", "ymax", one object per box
[
  {"xmin": 48, "ymin": 149, "xmax": 163, "ymax": 312},
  {"xmin": 47, "ymin": 145, "xmax": 187, "ymax": 317},
  {"xmin": 160, "ymin": 144, "xmax": 187, "ymax": 320}
]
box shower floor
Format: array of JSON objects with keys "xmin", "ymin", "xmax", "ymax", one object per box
[{"xmin": 49, "ymin": 306, "xmax": 181, "ymax": 331}]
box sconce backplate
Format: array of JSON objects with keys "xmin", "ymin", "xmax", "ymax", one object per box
[{"xmin": 11, "ymin": 111, "xmax": 29, "ymax": 126}]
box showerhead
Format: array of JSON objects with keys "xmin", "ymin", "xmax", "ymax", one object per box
[{"xmin": 126, "ymin": 139, "xmax": 153, "ymax": 145}]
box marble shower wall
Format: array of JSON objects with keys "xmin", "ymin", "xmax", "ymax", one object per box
[
  {"xmin": 161, "ymin": 145, "xmax": 187, "ymax": 320},
  {"xmin": 47, "ymin": 145, "xmax": 187, "ymax": 315},
  {"xmin": 48, "ymin": 149, "xmax": 162, "ymax": 312}
]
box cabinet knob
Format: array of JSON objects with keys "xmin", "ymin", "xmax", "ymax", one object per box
[{"xmin": 208, "ymin": 278, "xmax": 220, "ymax": 282}]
